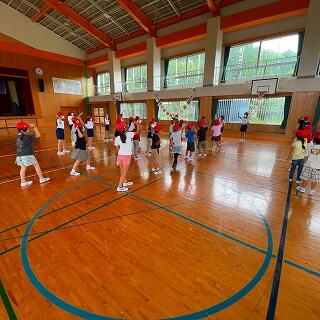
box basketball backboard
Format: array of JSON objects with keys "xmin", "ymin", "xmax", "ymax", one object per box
[{"xmin": 251, "ymin": 78, "xmax": 278, "ymax": 95}]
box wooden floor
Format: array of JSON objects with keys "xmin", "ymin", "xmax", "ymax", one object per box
[{"xmin": 0, "ymin": 129, "xmax": 319, "ymax": 320}]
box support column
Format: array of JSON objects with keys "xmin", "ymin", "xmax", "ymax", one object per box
[
  {"xmin": 203, "ymin": 16, "xmax": 223, "ymax": 86},
  {"xmin": 147, "ymin": 38, "xmax": 161, "ymax": 91},
  {"xmin": 108, "ymin": 50, "xmax": 122, "ymax": 94},
  {"xmin": 199, "ymin": 97, "xmax": 213, "ymax": 123},
  {"xmin": 108, "ymin": 101, "xmax": 117, "ymax": 131},
  {"xmin": 146, "ymin": 99, "xmax": 156, "ymax": 121},
  {"xmin": 298, "ymin": 0, "xmax": 320, "ymax": 77}
]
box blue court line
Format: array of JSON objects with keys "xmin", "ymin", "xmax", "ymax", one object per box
[
  {"xmin": 21, "ymin": 177, "xmax": 273, "ymax": 319},
  {"xmin": 283, "ymin": 259, "xmax": 320, "ymax": 278},
  {"xmin": 266, "ymin": 182, "xmax": 292, "ymax": 319}
]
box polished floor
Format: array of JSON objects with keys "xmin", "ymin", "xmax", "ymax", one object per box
[{"xmin": 0, "ymin": 128, "xmax": 319, "ymax": 320}]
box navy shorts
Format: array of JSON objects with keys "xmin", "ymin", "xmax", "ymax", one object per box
[
  {"xmin": 56, "ymin": 128, "xmax": 64, "ymax": 140},
  {"xmin": 187, "ymin": 141, "xmax": 195, "ymax": 152},
  {"xmin": 105, "ymin": 125, "xmax": 110, "ymax": 131},
  {"xmin": 240, "ymin": 124, "xmax": 248, "ymax": 132},
  {"xmin": 87, "ymin": 128, "xmax": 94, "ymax": 137}
]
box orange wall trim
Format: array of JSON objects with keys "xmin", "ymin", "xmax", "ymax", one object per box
[
  {"xmin": 87, "ymin": 55, "xmax": 108, "ymax": 67},
  {"xmin": 0, "ymin": 42, "xmax": 85, "ymax": 66},
  {"xmin": 221, "ymin": 0, "xmax": 309, "ymax": 32},
  {"xmin": 115, "ymin": 42, "xmax": 147, "ymax": 60},
  {"xmin": 156, "ymin": 23, "xmax": 207, "ymax": 49}
]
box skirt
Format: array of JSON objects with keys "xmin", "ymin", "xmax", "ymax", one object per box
[
  {"xmin": 117, "ymin": 155, "xmax": 131, "ymax": 166},
  {"xmin": 240, "ymin": 124, "xmax": 248, "ymax": 132},
  {"xmin": 71, "ymin": 149, "xmax": 89, "ymax": 161},
  {"xmin": 87, "ymin": 129, "xmax": 94, "ymax": 138},
  {"xmin": 300, "ymin": 166, "xmax": 320, "ymax": 183},
  {"xmin": 211, "ymin": 136, "xmax": 221, "ymax": 142},
  {"xmin": 172, "ymin": 145, "xmax": 183, "ymax": 154},
  {"xmin": 16, "ymin": 155, "xmax": 37, "ymax": 167},
  {"xmin": 56, "ymin": 128, "xmax": 65, "ymax": 140}
]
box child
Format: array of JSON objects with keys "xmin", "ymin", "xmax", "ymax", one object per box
[
  {"xmin": 151, "ymin": 124, "xmax": 162, "ymax": 175},
  {"xmin": 70, "ymin": 117, "xmax": 95, "ymax": 176},
  {"xmin": 104, "ymin": 113, "xmax": 111, "ymax": 141},
  {"xmin": 211, "ymin": 119, "xmax": 222, "ymax": 151},
  {"xmin": 197, "ymin": 116, "xmax": 206, "ymax": 128},
  {"xmin": 287, "ymin": 134, "xmax": 306, "ymax": 183},
  {"xmin": 169, "ymin": 119, "xmax": 175, "ymax": 151},
  {"xmin": 85, "ymin": 115, "xmax": 95, "ymax": 150},
  {"xmin": 220, "ymin": 115, "xmax": 225, "ymax": 134},
  {"xmin": 114, "ymin": 122, "xmax": 135, "ymax": 192},
  {"xmin": 296, "ymin": 132, "xmax": 320, "ymax": 195},
  {"xmin": 146, "ymin": 118, "xmax": 156, "ymax": 156},
  {"xmin": 132, "ymin": 116, "xmax": 141, "ymax": 160},
  {"xmin": 56, "ymin": 112, "xmax": 70, "ymax": 156},
  {"xmin": 172, "ymin": 122, "xmax": 184, "ymax": 169},
  {"xmin": 197, "ymin": 120, "xmax": 208, "ymax": 157},
  {"xmin": 185, "ymin": 123, "xmax": 195, "ymax": 161},
  {"xmin": 67, "ymin": 111, "xmax": 74, "ymax": 131},
  {"xmin": 15, "ymin": 122, "xmax": 50, "ymax": 187},
  {"xmin": 115, "ymin": 113, "xmax": 124, "ymax": 138},
  {"xmin": 238, "ymin": 112, "xmax": 250, "ymax": 141}
]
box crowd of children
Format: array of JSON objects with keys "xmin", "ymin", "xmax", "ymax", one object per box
[{"xmin": 15, "ymin": 110, "xmax": 320, "ymax": 196}]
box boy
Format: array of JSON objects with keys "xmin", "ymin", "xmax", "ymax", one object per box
[
  {"xmin": 151, "ymin": 124, "xmax": 162, "ymax": 175},
  {"xmin": 185, "ymin": 123, "xmax": 195, "ymax": 161},
  {"xmin": 197, "ymin": 120, "xmax": 208, "ymax": 157}
]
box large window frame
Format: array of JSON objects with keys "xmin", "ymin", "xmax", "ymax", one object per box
[
  {"xmin": 96, "ymin": 72, "xmax": 110, "ymax": 95},
  {"xmin": 125, "ymin": 64, "xmax": 147, "ymax": 93},
  {"xmin": 157, "ymin": 100, "xmax": 199, "ymax": 121},
  {"xmin": 120, "ymin": 102, "xmax": 147, "ymax": 119},
  {"xmin": 223, "ymin": 33, "xmax": 300, "ymax": 82},
  {"xmin": 166, "ymin": 52, "xmax": 205, "ymax": 88}
]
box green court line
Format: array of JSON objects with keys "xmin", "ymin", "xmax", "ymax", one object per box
[{"xmin": 0, "ymin": 280, "xmax": 17, "ymax": 320}]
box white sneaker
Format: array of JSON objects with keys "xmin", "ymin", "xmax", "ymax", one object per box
[
  {"xmin": 203, "ymin": 153, "xmax": 207, "ymax": 157},
  {"xmin": 123, "ymin": 181, "xmax": 133, "ymax": 187},
  {"xmin": 154, "ymin": 170, "xmax": 161, "ymax": 175},
  {"xmin": 63, "ymin": 150, "xmax": 70, "ymax": 153},
  {"xmin": 309, "ymin": 189, "xmax": 316, "ymax": 195},
  {"xmin": 296, "ymin": 180, "xmax": 301, "ymax": 184},
  {"xmin": 151, "ymin": 168, "xmax": 156, "ymax": 172},
  {"xmin": 288, "ymin": 178, "xmax": 293, "ymax": 182},
  {"xmin": 134, "ymin": 156, "xmax": 140, "ymax": 160},
  {"xmin": 39, "ymin": 177, "xmax": 50, "ymax": 184},
  {"xmin": 86, "ymin": 165, "xmax": 95, "ymax": 170},
  {"xmin": 296, "ymin": 186, "xmax": 305, "ymax": 193},
  {"xmin": 90, "ymin": 147, "xmax": 96, "ymax": 150},
  {"xmin": 57, "ymin": 152, "xmax": 64, "ymax": 156},
  {"xmin": 70, "ymin": 170, "xmax": 80, "ymax": 176},
  {"xmin": 21, "ymin": 180, "xmax": 33, "ymax": 187},
  {"xmin": 117, "ymin": 186, "xmax": 128, "ymax": 192}
]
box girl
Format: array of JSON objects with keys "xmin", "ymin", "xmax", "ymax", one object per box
[
  {"xmin": 197, "ymin": 120, "xmax": 208, "ymax": 157},
  {"xmin": 104, "ymin": 113, "xmax": 111, "ymax": 141},
  {"xmin": 172, "ymin": 122, "xmax": 184, "ymax": 169},
  {"xmin": 114, "ymin": 122, "xmax": 135, "ymax": 192},
  {"xmin": 151, "ymin": 124, "xmax": 162, "ymax": 175},
  {"xmin": 132, "ymin": 116, "xmax": 141, "ymax": 160},
  {"xmin": 287, "ymin": 133, "xmax": 306, "ymax": 183},
  {"xmin": 169, "ymin": 119, "xmax": 175, "ymax": 152},
  {"xmin": 70, "ymin": 116, "xmax": 95, "ymax": 176},
  {"xmin": 211, "ymin": 119, "xmax": 222, "ymax": 151},
  {"xmin": 67, "ymin": 111, "xmax": 74, "ymax": 131},
  {"xmin": 238, "ymin": 112, "xmax": 250, "ymax": 142},
  {"xmin": 146, "ymin": 118, "xmax": 156, "ymax": 156},
  {"xmin": 15, "ymin": 122, "xmax": 50, "ymax": 187},
  {"xmin": 297, "ymin": 132, "xmax": 320, "ymax": 195},
  {"xmin": 185, "ymin": 123, "xmax": 195, "ymax": 161},
  {"xmin": 56, "ymin": 112, "xmax": 69, "ymax": 156},
  {"xmin": 85, "ymin": 115, "xmax": 95, "ymax": 150}
]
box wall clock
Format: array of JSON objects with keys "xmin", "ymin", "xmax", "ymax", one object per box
[{"xmin": 34, "ymin": 67, "xmax": 44, "ymax": 76}]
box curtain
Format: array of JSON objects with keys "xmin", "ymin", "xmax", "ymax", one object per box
[
  {"xmin": 154, "ymin": 100, "xmax": 159, "ymax": 120},
  {"xmin": 293, "ymin": 31, "xmax": 305, "ymax": 76},
  {"xmin": 123, "ymin": 68, "xmax": 127, "ymax": 92},
  {"xmin": 312, "ymin": 97, "xmax": 320, "ymax": 134},
  {"xmin": 16, "ymin": 78, "xmax": 34, "ymax": 115},
  {"xmin": 163, "ymin": 59, "xmax": 169, "ymax": 89},
  {"xmin": 280, "ymin": 96, "xmax": 292, "ymax": 129},
  {"xmin": 220, "ymin": 46, "xmax": 230, "ymax": 83},
  {"xmin": 212, "ymin": 99, "xmax": 218, "ymax": 120}
]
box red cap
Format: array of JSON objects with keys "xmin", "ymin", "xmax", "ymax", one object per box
[
  {"xmin": 198, "ymin": 120, "xmax": 205, "ymax": 127},
  {"xmin": 86, "ymin": 115, "xmax": 92, "ymax": 120},
  {"xmin": 71, "ymin": 116, "xmax": 78, "ymax": 123},
  {"xmin": 154, "ymin": 124, "xmax": 162, "ymax": 133},
  {"xmin": 116, "ymin": 122, "xmax": 126, "ymax": 132},
  {"xmin": 186, "ymin": 123, "xmax": 192, "ymax": 129},
  {"xmin": 16, "ymin": 122, "xmax": 28, "ymax": 130},
  {"xmin": 74, "ymin": 122, "xmax": 82, "ymax": 128},
  {"xmin": 173, "ymin": 123, "xmax": 180, "ymax": 132},
  {"xmin": 214, "ymin": 119, "xmax": 221, "ymax": 126},
  {"xmin": 314, "ymin": 132, "xmax": 320, "ymax": 139},
  {"xmin": 304, "ymin": 116, "xmax": 310, "ymax": 121},
  {"xmin": 170, "ymin": 120, "xmax": 175, "ymax": 125},
  {"xmin": 151, "ymin": 118, "xmax": 156, "ymax": 122},
  {"xmin": 56, "ymin": 111, "xmax": 64, "ymax": 117},
  {"xmin": 129, "ymin": 116, "xmax": 134, "ymax": 121}
]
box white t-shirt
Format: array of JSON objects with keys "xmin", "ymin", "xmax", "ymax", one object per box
[
  {"xmin": 305, "ymin": 144, "xmax": 320, "ymax": 169},
  {"xmin": 85, "ymin": 121, "xmax": 94, "ymax": 129},
  {"xmin": 57, "ymin": 119, "xmax": 64, "ymax": 129},
  {"xmin": 128, "ymin": 122, "xmax": 135, "ymax": 132},
  {"xmin": 115, "ymin": 132, "xmax": 134, "ymax": 155},
  {"xmin": 241, "ymin": 117, "xmax": 249, "ymax": 125},
  {"xmin": 67, "ymin": 115, "xmax": 73, "ymax": 125},
  {"xmin": 172, "ymin": 130, "xmax": 183, "ymax": 147},
  {"xmin": 105, "ymin": 117, "xmax": 110, "ymax": 125}
]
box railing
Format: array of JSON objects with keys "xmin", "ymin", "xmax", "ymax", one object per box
[
  {"xmin": 161, "ymin": 70, "xmax": 204, "ymax": 90},
  {"xmin": 95, "ymin": 85, "xmax": 111, "ymax": 95}
]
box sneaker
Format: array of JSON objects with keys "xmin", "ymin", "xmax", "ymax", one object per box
[
  {"xmin": 203, "ymin": 153, "xmax": 207, "ymax": 157},
  {"xmin": 288, "ymin": 178, "xmax": 293, "ymax": 182},
  {"xmin": 123, "ymin": 181, "xmax": 133, "ymax": 187},
  {"xmin": 309, "ymin": 189, "xmax": 316, "ymax": 195},
  {"xmin": 154, "ymin": 170, "xmax": 161, "ymax": 175},
  {"xmin": 21, "ymin": 180, "xmax": 33, "ymax": 187},
  {"xmin": 39, "ymin": 177, "xmax": 50, "ymax": 184},
  {"xmin": 117, "ymin": 186, "xmax": 128, "ymax": 192},
  {"xmin": 296, "ymin": 180, "xmax": 301, "ymax": 184},
  {"xmin": 57, "ymin": 152, "xmax": 64, "ymax": 156},
  {"xmin": 151, "ymin": 168, "xmax": 156, "ymax": 172},
  {"xmin": 134, "ymin": 156, "xmax": 140, "ymax": 160},
  {"xmin": 86, "ymin": 165, "xmax": 95, "ymax": 170},
  {"xmin": 63, "ymin": 150, "xmax": 70, "ymax": 153},
  {"xmin": 296, "ymin": 186, "xmax": 305, "ymax": 193},
  {"xmin": 70, "ymin": 170, "xmax": 81, "ymax": 176}
]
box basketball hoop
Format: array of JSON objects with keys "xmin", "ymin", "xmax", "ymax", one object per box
[{"xmin": 257, "ymin": 91, "xmax": 267, "ymax": 100}]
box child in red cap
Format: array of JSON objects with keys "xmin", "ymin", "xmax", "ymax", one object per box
[
  {"xmin": 85, "ymin": 115, "xmax": 95, "ymax": 150},
  {"xmin": 184, "ymin": 123, "xmax": 195, "ymax": 161},
  {"xmin": 146, "ymin": 118, "xmax": 156, "ymax": 156},
  {"xmin": 211, "ymin": 118, "xmax": 222, "ymax": 151},
  {"xmin": 56, "ymin": 112, "xmax": 70, "ymax": 156},
  {"xmin": 151, "ymin": 124, "xmax": 162, "ymax": 175},
  {"xmin": 15, "ymin": 122, "xmax": 49, "ymax": 187},
  {"xmin": 297, "ymin": 132, "xmax": 320, "ymax": 195},
  {"xmin": 197, "ymin": 120, "xmax": 208, "ymax": 157}
]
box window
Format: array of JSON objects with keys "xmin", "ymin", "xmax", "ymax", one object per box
[
  {"xmin": 120, "ymin": 102, "xmax": 147, "ymax": 119},
  {"xmin": 166, "ymin": 52, "xmax": 205, "ymax": 87},
  {"xmin": 125, "ymin": 65, "xmax": 147, "ymax": 92},
  {"xmin": 158, "ymin": 100, "xmax": 199, "ymax": 121},
  {"xmin": 224, "ymin": 34, "xmax": 300, "ymax": 81},
  {"xmin": 215, "ymin": 97, "xmax": 286, "ymax": 125},
  {"xmin": 97, "ymin": 73, "xmax": 110, "ymax": 94},
  {"xmin": 92, "ymin": 106, "xmax": 108, "ymax": 125}
]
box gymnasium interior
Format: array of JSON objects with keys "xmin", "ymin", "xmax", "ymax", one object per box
[{"xmin": 0, "ymin": 0, "xmax": 319, "ymax": 319}]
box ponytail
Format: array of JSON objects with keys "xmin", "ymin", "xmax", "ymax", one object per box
[
  {"xmin": 119, "ymin": 131, "xmax": 127, "ymax": 143},
  {"xmin": 297, "ymin": 136, "xmax": 306, "ymax": 150}
]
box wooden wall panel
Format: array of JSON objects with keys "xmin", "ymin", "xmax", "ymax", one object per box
[
  {"xmin": 0, "ymin": 50, "xmax": 94, "ymax": 127},
  {"xmin": 146, "ymin": 99, "xmax": 155, "ymax": 120},
  {"xmin": 199, "ymin": 96, "xmax": 213, "ymax": 123},
  {"xmin": 285, "ymin": 91, "xmax": 319, "ymax": 136}
]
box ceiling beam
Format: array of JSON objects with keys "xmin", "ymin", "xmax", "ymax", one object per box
[
  {"xmin": 41, "ymin": 0, "xmax": 114, "ymax": 48},
  {"xmin": 116, "ymin": 0, "xmax": 155, "ymax": 35},
  {"xmin": 32, "ymin": 5, "xmax": 51, "ymax": 22},
  {"xmin": 205, "ymin": 0, "xmax": 219, "ymax": 16},
  {"xmin": 167, "ymin": 0, "xmax": 180, "ymax": 17}
]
